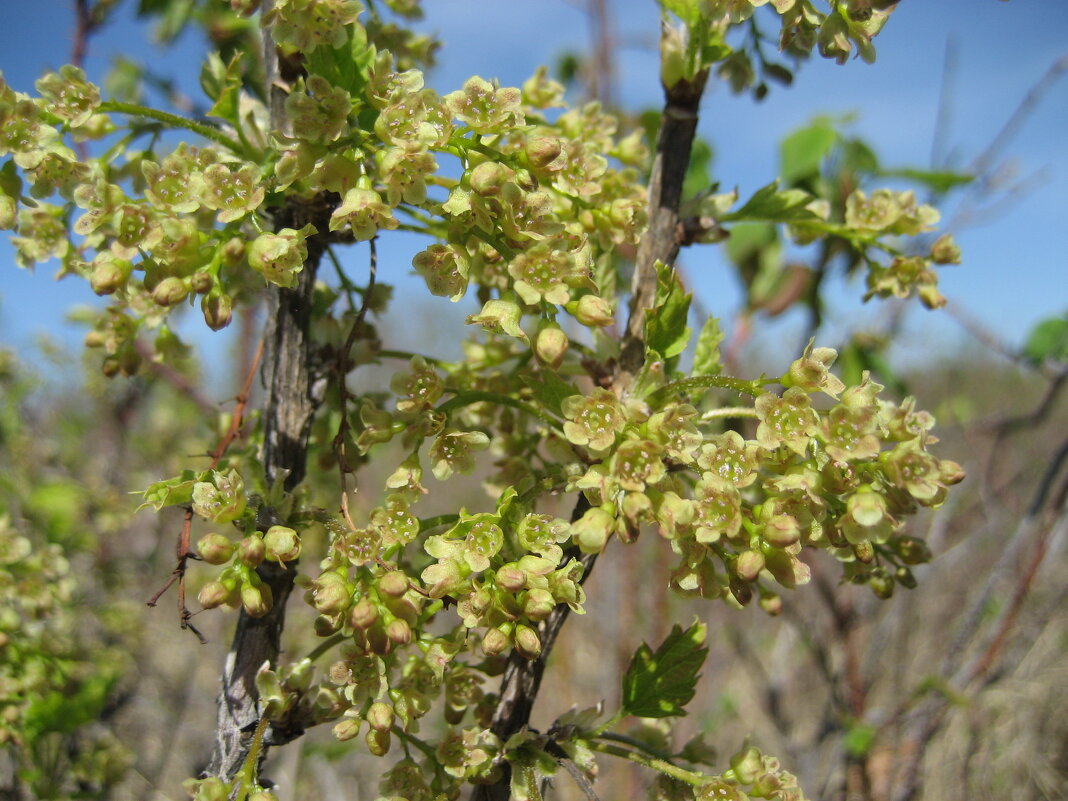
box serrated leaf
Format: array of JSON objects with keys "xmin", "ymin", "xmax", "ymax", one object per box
[
  {"xmin": 1022, "ymin": 314, "xmax": 1068, "ymax": 365},
  {"xmin": 621, "ymin": 620, "xmax": 708, "ymax": 719},
  {"xmin": 645, "ymin": 261, "xmax": 692, "ymax": 360},
  {"xmin": 658, "ymin": 0, "xmax": 701, "ymax": 26},
  {"xmin": 692, "ymin": 316, "xmax": 724, "ymax": 377},
  {"xmin": 520, "ymin": 370, "xmax": 577, "ymax": 418},
  {"xmin": 200, "ymin": 52, "xmax": 242, "ymax": 126},
  {"xmin": 780, "ymin": 119, "xmax": 837, "ymax": 184},
  {"xmin": 306, "ymin": 24, "xmax": 375, "ymax": 96},
  {"xmin": 138, "ymin": 469, "xmax": 204, "ymax": 511},
  {"xmin": 722, "ymin": 180, "xmax": 817, "ymax": 223}
]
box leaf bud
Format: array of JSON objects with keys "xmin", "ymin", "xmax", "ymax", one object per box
[
  {"xmin": 366, "ymin": 726, "xmax": 391, "ymax": 757},
  {"xmin": 241, "ymin": 583, "xmax": 273, "ymax": 617},
  {"xmin": 263, "ymin": 525, "xmax": 301, "ymax": 563},
  {"xmin": 197, "ymin": 533, "xmax": 235, "ymax": 565},
  {"xmin": 495, "ymin": 564, "xmax": 527, "ymax": 593},
  {"xmin": 385, "ymin": 617, "xmax": 412, "ymax": 646},
  {"xmin": 534, "ymin": 322, "xmax": 569, "ymax": 369},
  {"xmin": 350, "ymin": 597, "xmax": 380, "ymax": 629},
  {"xmin": 735, "ymin": 549, "xmax": 766, "ymax": 582},
  {"xmin": 198, "ymin": 580, "xmax": 231, "ymax": 609},
  {"xmin": 366, "ymin": 701, "xmax": 395, "ymax": 733},
  {"xmin": 514, "ymin": 624, "xmax": 542, "ymax": 659},
  {"xmin": 377, "ymin": 570, "xmax": 409, "ymax": 598},
  {"xmin": 237, "ymin": 535, "xmax": 266, "ymax": 567},
  {"xmin": 482, "ymin": 626, "xmax": 510, "ymax": 656},
  {"xmin": 333, "ymin": 717, "xmax": 361, "ymax": 741},
  {"xmin": 151, "ymin": 276, "xmax": 189, "ymax": 307},
  {"xmin": 202, "ymin": 292, "xmax": 233, "ymax": 331},
  {"xmin": 567, "ymin": 294, "xmax": 615, "ymax": 327}
]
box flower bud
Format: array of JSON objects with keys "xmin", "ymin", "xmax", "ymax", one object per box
[
  {"xmin": 853, "ymin": 539, "xmax": 874, "ymax": 563},
  {"xmin": 248, "ymin": 791, "xmax": 277, "ymax": 801},
  {"xmin": 534, "ymin": 323, "xmax": 569, "ymax": 369},
  {"xmin": 190, "ymin": 271, "xmax": 214, "ymax": 294},
  {"xmin": 385, "ymin": 617, "xmax": 412, "ymax": 645},
  {"xmin": 929, "ymin": 233, "xmax": 961, "ymax": 265},
  {"xmin": 349, "ymin": 597, "xmax": 379, "ymax": 629},
  {"xmin": 263, "ymin": 525, "xmax": 301, "ymax": 563},
  {"xmin": 763, "ymin": 515, "xmax": 801, "ymax": 548},
  {"xmin": 735, "ymin": 549, "xmax": 765, "ymax": 582},
  {"xmin": 151, "ymin": 276, "xmax": 188, "ymax": 307},
  {"xmin": 197, "ymin": 533, "xmax": 235, "ymax": 565},
  {"xmin": 202, "ymin": 292, "xmax": 233, "ymax": 331},
  {"xmin": 895, "ymin": 566, "xmax": 917, "ymax": 589},
  {"xmin": 377, "ymin": 570, "xmax": 409, "ymax": 598},
  {"xmin": 185, "ymin": 777, "xmax": 229, "ymax": 801},
  {"xmin": 729, "ymin": 745, "xmax": 764, "ymax": 785},
  {"xmin": 523, "ymin": 588, "xmax": 555, "ymax": 621},
  {"xmin": 311, "ymin": 572, "xmax": 351, "ymax": 615},
  {"xmin": 84, "ymin": 330, "xmax": 106, "ymax": 348},
  {"xmin": 893, "ymin": 535, "xmax": 931, "ymax": 566},
  {"xmin": 572, "ymin": 506, "xmax": 614, "ymax": 554},
  {"xmin": 759, "ymin": 592, "xmax": 783, "ymax": 616},
  {"xmin": 314, "ymin": 614, "xmax": 341, "ymax": 637},
  {"xmin": 514, "ymin": 624, "xmax": 542, "ymax": 659},
  {"xmin": 366, "ymin": 727, "xmax": 391, "ymax": 757},
  {"xmin": 241, "ymin": 583, "xmax": 273, "ymax": 617},
  {"xmin": 366, "ymin": 701, "xmax": 395, "ymax": 732},
  {"xmin": 237, "ymin": 535, "xmax": 266, "ymax": 567},
  {"xmin": 90, "ymin": 257, "xmax": 129, "ymax": 295},
  {"xmin": 525, "ymin": 136, "xmax": 563, "ymax": 169},
  {"xmin": 495, "ymin": 564, "xmax": 527, "ymax": 593},
  {"xmin": 868, "ymin": 567, "xmax": 894, "ymax": 599},
  {"xmin": 198, "ymin": 580, "xmax": 231, "ymax": 609},
  {"xmin": 469, "ymin": 161, "xmax": 510, "ymax": 196},
  {"xmin": 567, "ymin": 294, "xmax": 614, "ymax": 327},
  {"xmin": 482, "ymin": 626, "xmax": 510, "ymax": 656},
  {"xmin": 333, "ymin": 717, "xmax": 361, "ymax": 741}
]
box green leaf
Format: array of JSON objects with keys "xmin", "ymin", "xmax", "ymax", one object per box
[
  {"xmin": 692, "ymin": 316, "xmax": 724, "ymax": 377},
  {"xmin": 843, "ymin": 721, "xmax": 877, "ymax": 757},
  {"xmin": 23, "ymin": 672, "xmax": 117, "ymax": 739},
  {"xmin": 306, "ymin": 23, "xmax": 376, "ymax": 96},
  {"xmin": 658, "ymin": 0, "xmax": 701, "ymax": 27},
  {"xmin": 780, "ymin": 119, "xmax": 838, "ymax": 184},
  {"xmin": 621, "ymin": 620, "xmax": 708, "ymax": 719},
  {"xmin": 879, "ymin": 167, "xmax": 973, "ymax": 194},
  {"xmin": 200, "ymin": 52, "xmax": 242, "ymax": 126},
  {"xmin": 683, "ymin": 136, "xmax": 714, "ymax": 201},
  {"xmin": 138, "ymin": 469, "xmax": 204, "ymax": 511},
  {"xmin": 644, "ymin": 261, "xmax": 692, "ymax": 360},
  {"xmin": 1022, "ymin": 313, "xmax": 1068, "ymax": 365},
  {"xmin": 520, "ymin": 370, "xmax": 579, "ymax": 418},
  {"xmin": 722, "ymin": 180, "xmax": 816, "ymax": 223}
]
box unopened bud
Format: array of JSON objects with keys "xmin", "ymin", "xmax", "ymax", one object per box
[
  {"xmin": 929, "ymin": 233, "xmax": 961, "ymax": 265},
  {"xmin": 198, "ymin": 580, "xmax": 231, "ymax": 609},
  {"xmin": 90, "ymin": 258, "xmax": 128, "ymax": 295},
  {"xmin": 735, "ymin": 549, "xmax": 765, "ymax": 582},
  {"xmin": 482, "ymin": 626, "xmax": 510, "ymax": 656},
  {"xmin": 534, "ymin": 323, "xmax": 569, "ymax": 369},
  {"xmin": 525, "ymin": 136, "xmax": 563, "ymax": 169},
  {"xmin": 514, "ymin": 624, "xmax": 542, "ymax": 659},
  {"xmin": 385, "ymin": 617, "xmax": 412, "ymax": 645},
  {"xmin": 311, "ymin": 572, "xmax": 350, "ymax": 615},
  {"xmin": 759, "ymin": 592, "xmax": 783, "ymax": 616},
  {"xmin": 314, "ymin": 614, "xmax": 341, "ymax": 637},
  {"xmin": 365, "ymin": 726, "xmax": 391, "ymax": 756},
  {"xmin": 377, "ymin": 570, "xmax": 409, "ymax": 598},
  {"xmin": 868, "ymin": 568, "xmax": 894, "ymax": 599},
  {"xmin": 853, "ymin": 539, "xmax": 874, "ymax": 563},
  {"xmin": 241, "ymin": 583, "xmax": 273, "ymax": 617},
  {"xmin": 349, "ymin": 597, "xmax": 379, "ymax": 629},
  {"xmin": 495, "ymin": 564, "xmax": 527, "ymax": 593},
  {"xmin": 568, "ymin": 294, "xmax": 614, "ymax": 327},
  {"xmin": 333, "ymin": 717, "xmax": 361, "ymax": 741},
  {"xmin": 202, "ymin": 292, "xmax": 233, "ymax": 331},
  {"xmin": 84, "ymin": 330, "xmax": 106, "ymax": 348},
  {"xmin": 151, "ymin": 276, "xmax": 188, "ymax": 307},
  {"xmin": 237, "ymin": 535, "xmax": 266, "ymax": 567},
  {"xmin": 366, "ymin": 701, "xmax": 394, "ymax": 732},
  {"xmin": 523, "ymin": 588, "xmax": 555, "ymax": 621},
  {"xmin": 190, "ymin": 271, "xmax": 214, "ymax": 294},
  {"xmin": 197, "ymin": 533, "xmax": 235, "ymax": 565},
  {"xmin": 469, "ymin": 161, "xmax": 510, "ymax": 196}
]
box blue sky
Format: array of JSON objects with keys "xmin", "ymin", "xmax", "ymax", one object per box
[{"xmin": 1, "ymin": 0, "xmax": 1065, "ymax": 369}]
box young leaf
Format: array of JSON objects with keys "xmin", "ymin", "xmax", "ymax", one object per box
[
  {"xmin": 200, "ymin": 52, "xmax": 242, "ymax": 126},
  {"xmin": 305, "ymin": 23, "xmax": 376, "ymax": 96},
  {"xmin": 621, "ymin": 620, "xmax": 708, "ymax": 719},
  {"xmin": 692, "ymin": 316, "xmax": 724, "ymax": 377},
  {"xmin": 138, "ymin": 469, "xmax": 205, "ymax": 511},
  {"xmin": 780, "ymin": 118, "xmax": 838, "ymax": 184},
  {"xmin": 1022, "ymin": 313, "xmax": 1068, "ymax": 365},
  {"xmin": 722, "ymin": 180, "xmax": 816, "ymax": 223},
  {"xmin": 520, "ymin": 370, "xmax": 578, "ymax": 418},
  {"xmin": 645, "ymin": 261, "xmax": 692, "ymax": 360}
]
